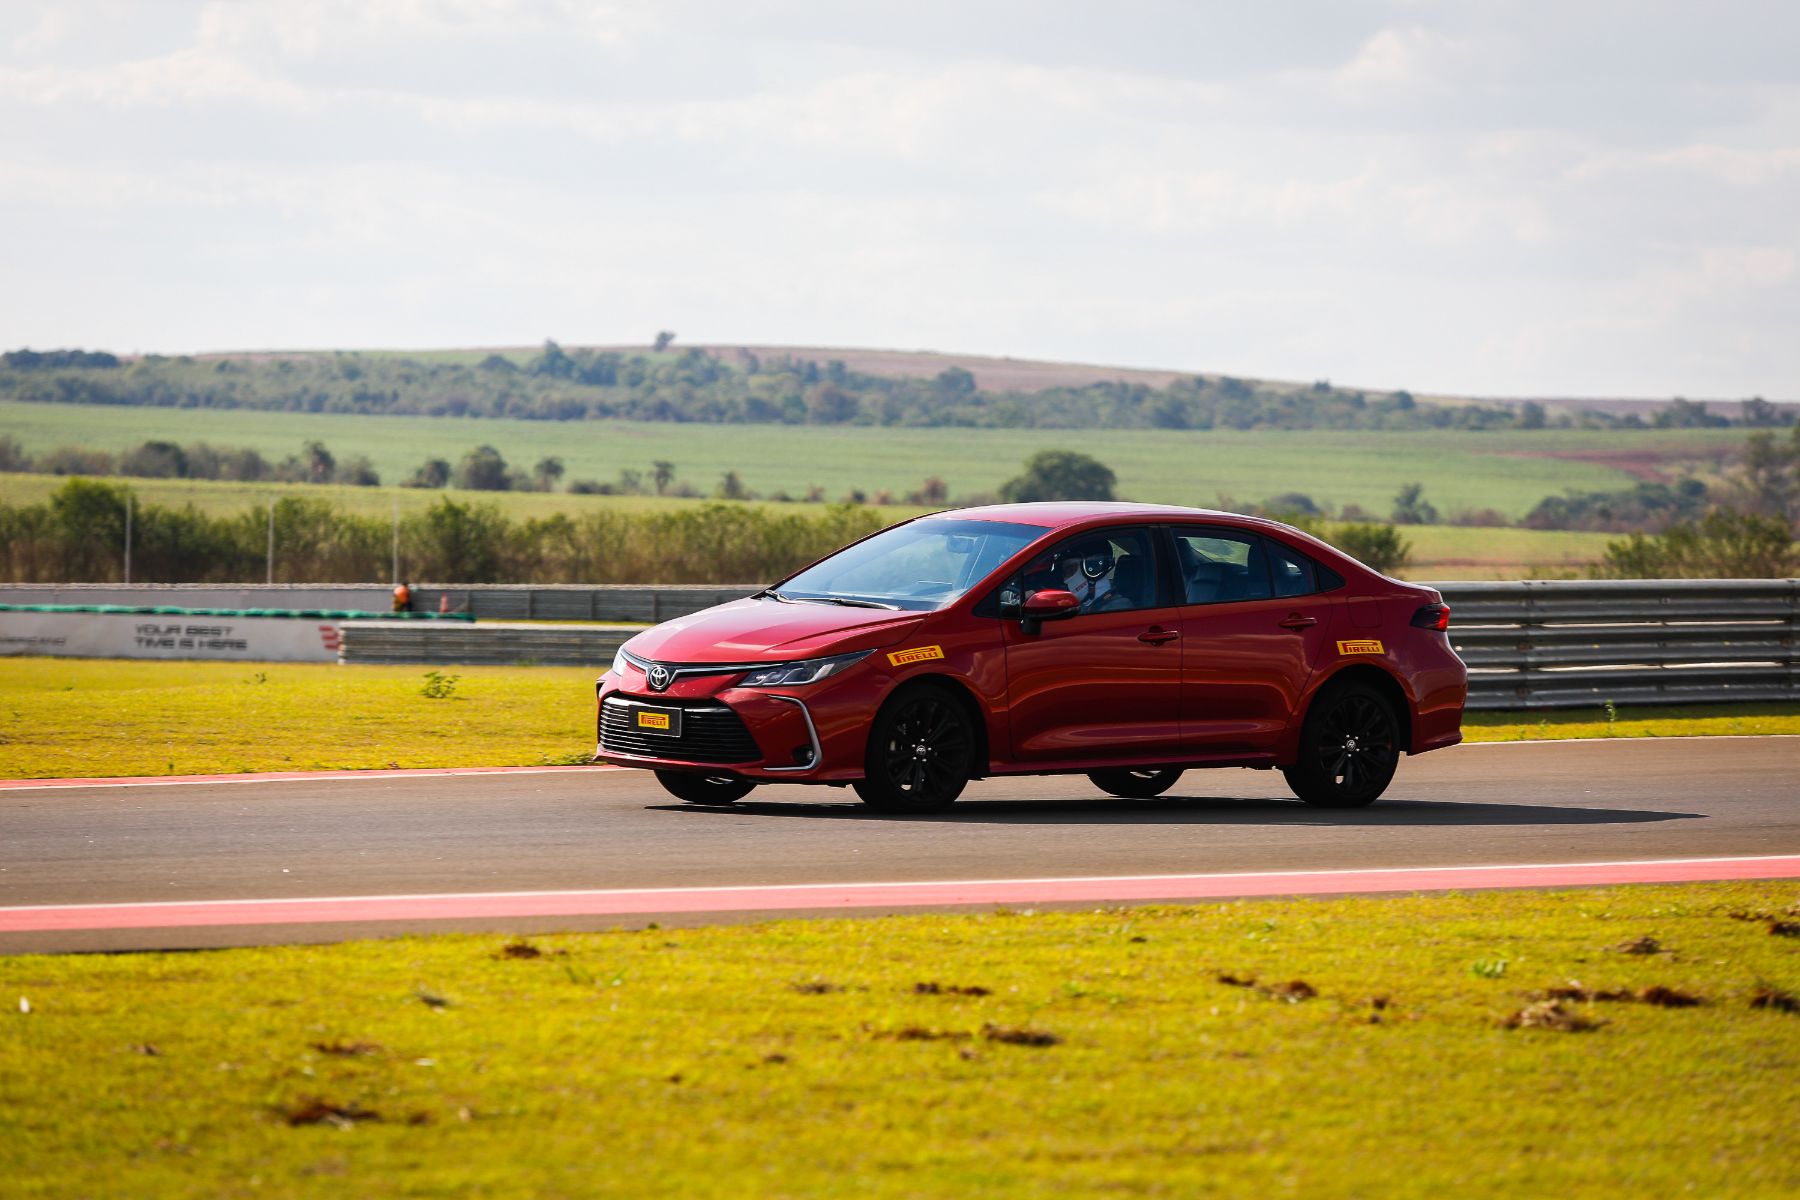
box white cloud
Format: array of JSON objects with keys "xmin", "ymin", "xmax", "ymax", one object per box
[{"xmin": 1330, "ymin": 25, "xmax": 1477, "ymax": 96}]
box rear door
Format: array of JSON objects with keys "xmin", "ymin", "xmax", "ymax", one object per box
[
  {"xmin": 1168, "ymin": 527, "xmax": 1339, "ymax": 756},
  {"xmin": 998, "ymin": 525, "xmax": 1184, "ymax": 762}
]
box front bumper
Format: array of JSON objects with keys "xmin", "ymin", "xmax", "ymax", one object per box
[
  {"xmin": 595, "ymin": 688, "xmax": 824, "ymax": 776},
  {"xmin": 594, "ymin": 660, "xmax": 878, "ymax": 780}
]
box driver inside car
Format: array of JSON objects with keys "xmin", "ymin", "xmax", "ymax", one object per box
[{"xmin": 1056, "ymin": 542, "xmax": 1132, "ymax": 613}]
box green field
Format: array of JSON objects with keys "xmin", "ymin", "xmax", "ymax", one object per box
[
  {"xmin": 0, "ymin": 470, "xmax": 1617, "ymax": 579},
  {"xmin": 3, "ymin": 659, "xmax": 1796, "ymax": 780},
  {"xmin": 0, "ymin": 399, "xmax": 1744, "ymax": 519},
  {"xmin": 4, "ymin": 882, "xmax": 1797, "ymax": 1197}
]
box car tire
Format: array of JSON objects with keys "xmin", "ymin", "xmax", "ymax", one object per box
[
  {"xmin": 655, "ymin": 770, "xmax": 756, "ymax": 806},
  {"xmin": 1087, "ymin": 768, "xmax": 1183, "ymax": 798},
  {"xmin": 1281, "ymin": 681, "xmax": 1401, "ymax": 808},
  {"xmin": 852, "ymin": 684, "xmax": 975, "ymax": 813}
]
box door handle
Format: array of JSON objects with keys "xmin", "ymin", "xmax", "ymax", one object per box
[
  {"xmin": 1137, "ymin": 628, "xmax": 1179, "ymax": 645},
  {"xmin": 1277, "ymin": 614, "xmax": 1318, "ymax": 630}
]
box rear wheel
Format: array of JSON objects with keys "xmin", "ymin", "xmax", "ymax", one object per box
[
  {"xmin": 1087, "ymin": 768, "xmax": 1183, "ymax": 798},
  {"xmin": 655, "ymin": 770, "xmax": 756, "ymax": 806},
  {"xmin": 1281, "ymin": 683, "xmax": 1400, "ymax": 807},
  {"xmin": 853, "ymin": 685, "xmax": 975, "ymax": 813}
]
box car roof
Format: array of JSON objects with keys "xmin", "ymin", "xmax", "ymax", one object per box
[
  {"xmin": 926, "ymin": 501, "xmax": 1376, "ymax": 579},
  {"xmin": 931, "ymin": 501, "xmax": 1263, "ymax": 530}
]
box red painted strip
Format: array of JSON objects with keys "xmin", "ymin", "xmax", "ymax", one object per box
[
  {"xmin": 0, "ymin": 764, "xmax": 619, "ymax": 790},
  {"xmin": 4, "ymin": 856, "xmax": 1796, "ymax": 934}
]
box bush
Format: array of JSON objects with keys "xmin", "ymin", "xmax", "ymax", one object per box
[
  {"xmin": 1328, "ymin": 522, "xmax": 1413, "ymax": 576},
  {"xmin": 998, "ymin": 450, "xmax": 1116, "ymax": 503},
  {"xmin": 1592, "ymin": 508, "xmax": 1796, "ymax": 579},
  {"xmin": 453, "ymin": 445, "xmax": 512, "ymax": 491},
  {"xmin": 1269, "ymin": 513, "xmax": 1412, "ymax": 576}
]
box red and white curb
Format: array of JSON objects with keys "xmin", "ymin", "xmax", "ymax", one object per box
[
  {"xmin": 3, "ymin": 856, "xmax": 1796, "ymax": 935},
  {"xmin": 0, "ymin": 764, "xmax": 619, "ymax": 791}
]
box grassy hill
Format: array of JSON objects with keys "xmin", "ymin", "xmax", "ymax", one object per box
[{"xmin": 0, "ymin": 399, "xmax": 1744, "ymax": 521}]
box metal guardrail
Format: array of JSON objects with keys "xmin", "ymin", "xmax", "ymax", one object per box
[
  {"xmin": 0, "ymin": 583, "xmax": 758, "ymax": 622},
  {"xmin": 1444, "ymin": 580, "xmax": 1799, "ymax": 710},
  {"xmin": 9, "ymin": 580, "xmax": 1797, "ymax": 711},
  {"xmin": 408, "ymin": 585, "xmax": 758, "ymax": 623},
  {"xmin": 338, "ymin": 621, "xmax": 637, "ymax": 666}
]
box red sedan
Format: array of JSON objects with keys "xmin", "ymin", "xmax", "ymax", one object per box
[{"xmin": 596, "ymin": 503, "xmax": 1466, "ymax": 812}]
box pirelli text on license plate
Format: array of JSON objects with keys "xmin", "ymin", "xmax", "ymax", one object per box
[{"xmin": 634, "ymin": 706, "xmax": 683, "ymax": 736}]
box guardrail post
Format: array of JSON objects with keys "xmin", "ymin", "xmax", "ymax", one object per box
[{"xmin": 1789, "ymin": 579, "xmax": 1799, "ymax": 699}]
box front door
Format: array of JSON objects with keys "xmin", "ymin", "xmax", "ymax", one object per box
[{"xmin": 999, "ymin": 526, "xmax": 1184, "ymax": 762}]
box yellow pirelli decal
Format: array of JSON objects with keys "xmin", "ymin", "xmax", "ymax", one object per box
[
  {"xmin": 887, "ymin": 644, "xmax": 946, "ymax": 667},
  {"xmin": 635, "ymin": 711, "xmax": 671, "ymax": 730},
  {"xmin": 1337, "ymin": 639, "xmax": 1385, "ymax": 656}
]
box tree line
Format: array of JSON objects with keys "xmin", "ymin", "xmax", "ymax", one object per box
[
  {"xmin": 0, "ymin": 479, "xmax": 890, "ymax": 585},
  {"xmin": 0, "ymin": 435, "xmax": 380, "ymax": 487},
  {"xmin": 7, "ymin": 342, "xmax": 1789, "ymax": 432}
]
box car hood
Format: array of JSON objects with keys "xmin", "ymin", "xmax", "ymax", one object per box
[{"xmin": 624, "ymin": 596, "xmax": 929, "ymax": 663}]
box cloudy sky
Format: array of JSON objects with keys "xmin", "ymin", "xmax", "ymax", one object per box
[{"xmin": 3, "ymin": 1, "xmax": 1796, "ymax": 398}]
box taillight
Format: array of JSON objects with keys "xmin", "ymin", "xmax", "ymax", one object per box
[{"xmin": 1410, "ymin": 603, "xmax": 1450, "ymax": 632}]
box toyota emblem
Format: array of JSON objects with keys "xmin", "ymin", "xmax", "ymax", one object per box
[{"xmin": 647, "ymin": 664, "xmax": 672, "ymax": 691}]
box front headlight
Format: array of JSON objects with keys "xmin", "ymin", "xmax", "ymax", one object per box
[
  {"xmin": 736, "ymin": 650, "xmax": 872, "ymax": 688},
  {"xmin": 610, "ymin": 644, "xmax": 631, "ymax": 676}
]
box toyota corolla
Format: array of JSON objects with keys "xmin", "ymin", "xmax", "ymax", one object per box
[{"xmin": 596, "ymin": 503, "xmax": 1465, "ymax": 812}]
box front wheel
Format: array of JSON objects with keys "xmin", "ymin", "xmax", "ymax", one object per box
[
  {"xmin": 1281, "ymin": 683, "xmax": 1400, "ymax": 808},
  {"xmin": 853, "ymin": 685, "xmax": 975, "ymax": 813},
  {"xmin": 1087, "ymin": 768, "xmax": 1183, "ymax": 799},
  {"xmin": 655, "ymin": 770, "xmax": 756, "ymax": 806}
]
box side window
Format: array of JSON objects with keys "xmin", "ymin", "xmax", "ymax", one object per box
[
  {"xmin": 1267, "ymin": 539, "xmax": 1318, "ymax": 598},
  {"xmin": 1007, "ymin": 527, "xmax": 1161, "ymax": 616},
  {"xmin": 1172, "ymin": 529, "xmax": 1272, "ymax": 605}
]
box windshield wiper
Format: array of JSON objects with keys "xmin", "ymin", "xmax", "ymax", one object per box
[
  {"xmin": 754, "ymin": 589, "xmax": 793, "ymax": 603},
  {"xmin": 802, "ymin": 596, "xmax": 901, "ymax": 610}
]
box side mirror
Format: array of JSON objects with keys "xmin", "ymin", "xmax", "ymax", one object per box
[{"xmin": 1021, "ymin": 588, "xmax": 1079, "ymax": 634}]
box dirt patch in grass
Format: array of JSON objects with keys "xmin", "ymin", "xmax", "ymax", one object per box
[
  {"xmin": 913, "ymin": 981, "xmax": 992, "ymax": 997},
  {"xmin": 1749, "ymin": 986, "xmax": 1800, "ymax": 1014},
  {"xmin": 1487, "ymin": 443, "xmax": 1736, "ymax": 484},
  {"xmin": 1502, "ymin": 1000, "xmax": 1606, "ymax": 1032}
]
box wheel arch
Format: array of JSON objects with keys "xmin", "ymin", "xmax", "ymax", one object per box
[
  {"xmin": 892, "ymin": 672, "xmax": 992, "ymax": 779},
  {"xmin": 1286, "ymin": 663, "xmax": 1416, "ymax": 760}
]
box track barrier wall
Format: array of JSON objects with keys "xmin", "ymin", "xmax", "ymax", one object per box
[
  {"xmin": 1444, "ymin": 580, "xmax": 1799, "ymax": 710},
  {"xmin": 0, "ymin": 604, "xmax": 466, "ymax": 663},
  {"xmin": 3, "ymin": 580, "xmax": 1795, "ymax": 710}
]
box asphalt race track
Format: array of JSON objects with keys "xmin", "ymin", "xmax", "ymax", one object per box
[{"xmin": 3, "ymin": 737, "xmax": 1797, "ymax": 953}]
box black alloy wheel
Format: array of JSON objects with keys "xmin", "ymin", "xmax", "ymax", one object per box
[
  {"xmin": 1087, "ymin": 768, "xmax": 1184, "ymax": 799},
  {"xmin": 1281, "ymin": 683, "xmax": 1400, "ymax": 808},
  {"xmin": 853, "ymin": 685, "xmax": 975, "ymax": 813},
  {"xmin": 655, "ymin": 770, "xmax": 757, "ymax": 806}
]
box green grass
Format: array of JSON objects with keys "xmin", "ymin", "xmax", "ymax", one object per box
[
  {"xmin": 1463, "ymin": 703, "xmax": 1800, "ymax": 742},
  {"xmin": 0, "ymin": 659, "xmax": 598, "ymax": 779},
  {"xmin": 0, "ymin": 398, "xmax": 1744, "ymax": 519},
  {"xmin": 3, "ymin": 659, "xmax": 1796, "ymax": 781},
  {"xmin": 4, "ymin": 883, "xmax": 1797, "ymax": 1197}
]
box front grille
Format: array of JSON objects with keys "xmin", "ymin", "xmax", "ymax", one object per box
[{"xmin": 599, "ymin": 696, "xmax": 762, "ymax": 764}]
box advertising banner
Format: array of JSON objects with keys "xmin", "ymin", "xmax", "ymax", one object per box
[{"xmin": 0, "ymin": 612, "xmax": 341, "ymax": 663}]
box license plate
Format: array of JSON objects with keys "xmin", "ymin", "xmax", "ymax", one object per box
[{"xmin": 633, "ymin": 706, "xmax": 683, "ymax": 736}]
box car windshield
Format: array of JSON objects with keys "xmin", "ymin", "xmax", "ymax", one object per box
[{"xmin": 774, "ymin": 518, "xmax": 1048, "ymax": 612}]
